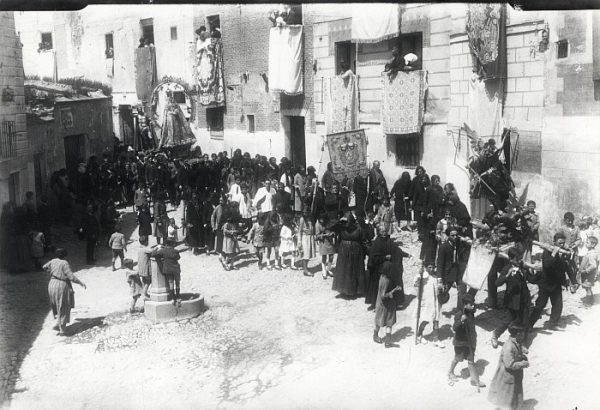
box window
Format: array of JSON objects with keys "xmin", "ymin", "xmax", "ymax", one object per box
[
  {"xmin": 557, "ymin": 40, "xmax": 568, "ymax": 59},
  {"xmin": 246, "ymin": 114, "xmax": 255, "ymax": 133},
  {"xmin": 390, "ymin": 33, "xmax": 423, "ymax": 70},
  {"xmin": 595, "ymin": 80, "xmax": 600, "ymax": 102},
  {"xmin": 0, "ymin": 120, "xmax": 17, "ymax": 159},
  {"xmin": 140, "ymin": 18, "xmax": 155, "ymax": 45},
  {"xmin": 207, "ymin": 15, "xmax": 221, "ymax": 32},
  {"xmin": 105, "ymin": 33, "xmax": 114, "ymax": 58},
  {"xmin": 39, "ymin": 32, "xmax": 53, "ymax": 51},
  {"xmin": 207, "ymin": 107, "xmax": 224, "ymax": 139},
  {"xmin": 395, "ymin": 134, "xmax": 421, "ymax": 167},
  {"xmin": 335, "ymin": 41, "xmax": 356, "ymax": 75},
  {"xmin": 170, "ymin": 26, "xmax": 178, "ymax": 41}
]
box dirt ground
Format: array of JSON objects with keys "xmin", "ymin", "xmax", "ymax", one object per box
[{"xmin": 2, "ymin": 207, "xmax": 599, "ymax": 410}]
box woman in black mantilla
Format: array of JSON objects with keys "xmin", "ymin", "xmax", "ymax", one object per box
[{"xmin": 331, "ymin": 212, "xmax": 366, "ymax": 298}]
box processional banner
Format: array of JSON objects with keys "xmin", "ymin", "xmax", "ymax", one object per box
[{"xmin": 326, "ymin": 129, "xmax": 368, "ymax": 180}]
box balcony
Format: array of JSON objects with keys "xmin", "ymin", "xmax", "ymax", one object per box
[{"xmin": 0, "ymin": 121, "xmax": 17, "ymax": 160}]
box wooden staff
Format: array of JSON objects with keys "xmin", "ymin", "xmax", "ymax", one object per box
[{"xmin": 533, "ymin": 240, "xmax": 573, "ymax": 257}]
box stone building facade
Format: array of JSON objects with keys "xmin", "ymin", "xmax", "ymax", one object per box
[
  {"xmin": 14, "ymin": 5, "xmax": 600, "ymax": 235},
  {"xmin": 0, "ymin": 12, "xmax": 32, "ymax": 206}
]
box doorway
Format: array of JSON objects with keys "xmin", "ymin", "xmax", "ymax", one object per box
[
  {"xmin": 119, "ymin": 105, "xmax": 135, "ymax": 147},
  {"xmin": 63, "ymin": 134, "xmax": 86, "ymax": 183},
  {"xmin": 287, "ymin": 116, "xmax": 305, "ymax": 168},
  {"xmin": 33, "ymin": 152, "xmax": 46, "ymax": 197}
]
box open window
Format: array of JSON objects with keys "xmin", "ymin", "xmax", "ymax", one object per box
[
  {"xmin": 207, "ymin": 107, "xmax": 224, "ymax": 139},
  {"xmin": 140, "ymin": 18, "xmax": 155, "ymax": 45},
  {"xmin": 556, "ymin": 39, "xmax": 568, "ymax": 59},
  {"xmin": 390, "ymin": 32, "xmax": 423, "ymax": 70},
  {"xmin": 335, "ymin": 41, "xmax": 356, "ymax": 75},
  {"xmin": 207, "ymin": 15, "xmax": 221, "ymax": 37},
  {"xmin": 246, "ymin": 114, "xmax": 255, "ymax": 133},
  {"xmin": 39, "ymin": 32, "xmax": 53, "ymax": 51},
  {"xmin": 105, "ymin": 33, "xmax": 114, "ymax": 58},
  {"xmin": 395, "ymin": 134, "xmax": 421, "ymax": 167},
  {"xmin": 170, "ymin": 26, "xmax": 178, "ymax": 41}
]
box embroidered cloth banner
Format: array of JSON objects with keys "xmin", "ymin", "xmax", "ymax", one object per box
[
  {"xmin": 135, "ymin": 47, "xmax": 158, "ymax": 102},
  {"xmin": 326, "ymin": 129, "xmax": 369, "ymax": 180},
  {"xmin": 381, "ymin": 70, "xmax": 427, "ymax": 135},
  {"xmin": 466, "ymin": 3, "xmax": 507, "ymax": 80},
  {"xmin": 268, "ymin": 25, "xmax": 304, "ymax": 95},
  {"xmin": 324, "ymin": 74, "xmax": 359, "ymax": 135},
  {"xmin": 351, "ymin": 3, "xmax": 401, "ymax": 43},
  {"xmin": 328, "ymin": 18, "xmax": 352, "ymax": 55},
  {"xmin": 195, "ymin": 38, "xmax": 225, "ymax": 106}
]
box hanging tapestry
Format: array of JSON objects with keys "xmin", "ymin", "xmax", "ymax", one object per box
[
  {"xmin": 324, "ymin": 74, "xmax": 359, "ymax": 135},
  {"xmin": 268, "ymin": 25, "xmax": 304, "ymax": 95},
  {"xmin": 466, "ymin": 3, "xmax": 507, "ymax": 80},
  {"xmin": 381, "ymin": 70, "xmax": 427, "ymax": 135},
  {"xmin": 135, "ymin": 47, "xmax": 158, "ymax": 102},
  {"xmin": 195, "ymin": 38, "xmax": 225, "ymax": 106},
  {"xmin": 326, "ymin": 129, "xmax": 369, "ymax": 180},
  {"xmin": 351, "ymin": 3, "xmax": 400, "ymax": 43}
]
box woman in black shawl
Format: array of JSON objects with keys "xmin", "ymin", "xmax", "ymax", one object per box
[
  {"xmin": 332, "ymin": 212, "xmax": 366, "ymax": 297},
  {"xmin": 410, "ymin": 166, "xmax": 430, "ymax": 241},
  {"xmin": 391, "ymin": 171, "xmax": 412, "ymax": 231},
  {"xmin": 367, "ymin": 224, "xmax": 411, "ymax": 310}
]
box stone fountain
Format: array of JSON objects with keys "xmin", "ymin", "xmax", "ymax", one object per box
[{"xmin": 144, "ymin": 255, "xmax": 204, "ymax": 323}]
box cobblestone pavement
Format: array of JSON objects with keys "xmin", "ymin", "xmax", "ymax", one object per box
[{"xmin": 2, "ymin": 206, "xmax": 599, "ymax": 410}]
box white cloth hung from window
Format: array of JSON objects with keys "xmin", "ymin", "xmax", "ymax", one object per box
[
  {"xmin": 268, "ymin": 25, "xmax": 303, "ymax": 95},
  {"xmin": 351, "ymin": 3, "xmax": 401, "ymax": 43}
]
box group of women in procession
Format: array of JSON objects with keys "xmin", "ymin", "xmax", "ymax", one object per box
[{"xmin": 5, "ymin": 140, "xmax": 600, "ymax": 410}]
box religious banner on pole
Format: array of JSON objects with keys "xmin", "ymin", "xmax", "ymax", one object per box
[{"xmin": 326, "ymin": 129, "xmax": 369, "ymax": 180}]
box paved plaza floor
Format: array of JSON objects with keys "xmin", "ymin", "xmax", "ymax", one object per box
[{"xmin": 1, "ymin": 207, "xmax": 599, "ymax": 409}]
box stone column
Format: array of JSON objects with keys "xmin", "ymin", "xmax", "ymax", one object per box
[{"xmin": 149, "ymin": 256, "xmax": 170, "ymax": 302}]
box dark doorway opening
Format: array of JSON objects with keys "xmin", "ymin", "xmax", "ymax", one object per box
[
  {"xmin": 119, "ymin": 105, "xmax": 135, "ymax": 147},
  {"xmin": 33, "ymin": 152, "xmax": 46, "ymax": 197},
  {"xmin": 63, "ymin": 134, "xmax": 86, "ymax": 184},
  {"xmin": 288, "ymin": 116, "xmax": 306, "ymax": 168}
]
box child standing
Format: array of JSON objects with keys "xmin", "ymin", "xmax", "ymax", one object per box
[
  {"xmin": 248, "ymin": 213, "xmax": 267, "ymax": 269},
  {"xmin": 315, "ymin": 213, "xmax": 335, "ymax": 279},
  {"xmin": 137, "ymin": 235, "xmax": 154, "ymax": 299},
  {"xmin": 298, "ymin": 210, "xmax": 316, "ymax": 277},
  {"xmin": 488, "ymin": 322, "xmax": 530, "ymax": 410},
  {"xmin": 31, "ymin": 231, "xmax": 45, "ymax": 271},
  {"xmin": 279, "ymin": 214, "xmax": 297, "ymax": 269},
  {"xmin": 579, "ymin": 236, "xmax": 599, "ymax": 302},
  {"xmin": 448, "ymin": 294, "xmax": 486, "ymax": 388},
  {"xmin": 373, "ymin": 195, "xmax": 394, "ymax": 236},
  {"xmin": 151, "ymin": 239, "xmax": 181, "ymax": 305},
  {"xmin": 266, "ymin": 211, "xmax": 282, "ymax": 270},
  {"xmin": 122, "ymin": 258, "xmax": 143, "ymax": 313},
  {"xmin": 222, "ymin": 216, "xmax": 239, "ymax": 271},
  {"xmin": 373, "ymin": 259, "xmax": 403, "ymax": 347},
  {"xmin": 167, "ymin": 218, "xmax": 180, "ymax": 243},
  {"xmin": 108, "ymin": 225, "xmax": 128, "ymax": 271}
]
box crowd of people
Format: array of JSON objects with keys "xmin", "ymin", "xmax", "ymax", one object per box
[{"xmin": 3, "ymin": 140, "xmax": 600, "ymax": 410}]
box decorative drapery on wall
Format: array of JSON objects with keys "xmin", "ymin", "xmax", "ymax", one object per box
[
  {"xmin": 381, "ymin": 70, "xmax": 427, "ymax": 135},
  {"xmin": 351, "ymin": 3, "xmax": 401, "ymax": 43},
  {"xmin": 135, "ymin": 47, "xmax": 158, "ymax": 102},
  {"xmin": 37, "ymin": 50, "xmax": 58, "ymax": 81},
  {"xmin": 324, "ymin": 74, "xmax": 359, "ymax": 135},
  {"xmin": 326, "ymin": 129, "xmax": 369, "ymax": 180},
  {"xmin": 466, "ymin": 3, "xmax": 507, "ymax": 80},
  {"xmin": 467, "ymin": 74, "xmax": 504, "ymax": 139},
  {"xmin": 328, "ymin": 18, "xmax": 352, "ymax": 55},
  {"xmin": 593, "ymin": 11, "xmax": 600, "ymax": 82},
  {"xmin": 195, "ymin": 38, "xmax": 225, "ymax": 106},
  {"xmin": 268, "ymin": 25, "xmax": 304, "ymax": 95}
]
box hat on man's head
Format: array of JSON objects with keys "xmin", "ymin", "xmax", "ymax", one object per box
[
  {"xmin": 195, "ymin": 26, "xmax": 207, "ymax": 35},
  {"xmin": 462, "ymin": 294, "xmax": 475, "ymax": 305},
  {"xmin": 56, "ymin": 248, "xmax": 68, "ymax": 258}
]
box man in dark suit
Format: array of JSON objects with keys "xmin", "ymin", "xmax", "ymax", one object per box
[
  {"xmin": 82, "ymin": 204, "xmax": 100, "ymax": 264},
  {"xmin": 436, "ymin": 226, "xmax": 465, "ymax": 310},
  {"xmin": 529, "ymin": 232, "xmax": 578, "ymax": 330}
]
